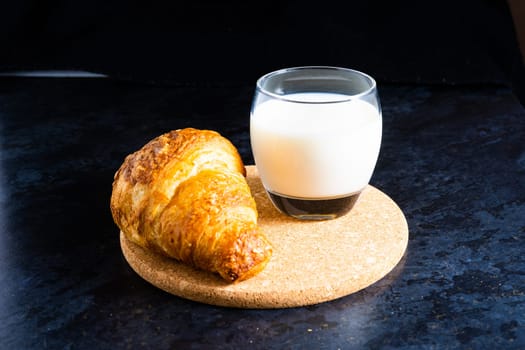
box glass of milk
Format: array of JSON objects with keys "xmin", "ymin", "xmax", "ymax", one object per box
[{"xmin": 250, "ymin": 66, "xmax": 382, "ymax": 220}]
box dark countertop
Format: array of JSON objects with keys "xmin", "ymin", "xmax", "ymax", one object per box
[{"xmin": 0, "ymin": 77, "xmax": 524, "ymax": 349}]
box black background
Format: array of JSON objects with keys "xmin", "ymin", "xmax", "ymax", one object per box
[{"xmin": 1, "ymin": 0, "xmax": 524, "ymax": 98}]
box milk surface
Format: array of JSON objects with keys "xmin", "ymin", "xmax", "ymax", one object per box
[{"xmin": 250, "ymin": 92, "xmax": 382, "ymax": 198}]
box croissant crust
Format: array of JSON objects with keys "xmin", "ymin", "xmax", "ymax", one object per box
[{"xmin": 110, "ymin": 128, "xmax": 272, "ymax": 282}]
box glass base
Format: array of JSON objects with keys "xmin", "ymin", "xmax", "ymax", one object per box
[{"xmin": 266, "ymin": 191, "xmax": 361, "ymax": 220}]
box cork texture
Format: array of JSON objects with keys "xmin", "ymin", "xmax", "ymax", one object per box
[{"xmin": 120, "ymin": 165, "xmax": 409, "ymax": 308}]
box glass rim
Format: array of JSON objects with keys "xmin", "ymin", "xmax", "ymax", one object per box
[{"xmin": 255, "ymin": 66, "xmax": 377, "ymax": 104}]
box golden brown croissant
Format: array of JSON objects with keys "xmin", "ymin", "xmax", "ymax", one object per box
[{"xmin": 110, "ymin": 128, "xmax": 272, "ymax": 282}]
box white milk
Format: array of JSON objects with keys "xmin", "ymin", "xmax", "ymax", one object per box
[{"xmin": 250, "ymin": 92, "xmax": 382, "ymax": 198}]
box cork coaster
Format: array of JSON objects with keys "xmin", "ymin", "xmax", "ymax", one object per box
[{"xmin": 120, "ymin": 165, "xmax": 408, "ymax": 309}]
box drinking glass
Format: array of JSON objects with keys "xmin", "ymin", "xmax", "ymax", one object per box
[{"xmin": 250, "ymin": 66, "xmax": 382, "ymax": 220}]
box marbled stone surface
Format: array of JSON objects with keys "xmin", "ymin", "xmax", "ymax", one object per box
[{"xmin": 0, "ymin": 78, "xmax": 523, "ymax": 349}]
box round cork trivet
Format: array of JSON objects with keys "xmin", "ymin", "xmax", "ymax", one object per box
[{"xmin": 120, "ymin": 165, "xmax": 408, "ymax": 309}]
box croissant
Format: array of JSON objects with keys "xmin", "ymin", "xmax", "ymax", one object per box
[{"xmin": 110, "ymin": 128, "xmax": 272, "ymax": 282}]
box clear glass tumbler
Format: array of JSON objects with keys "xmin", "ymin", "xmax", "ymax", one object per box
[{"xmin": 250, "ymin": 66, "xmax": 382, "ymax": 220}]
